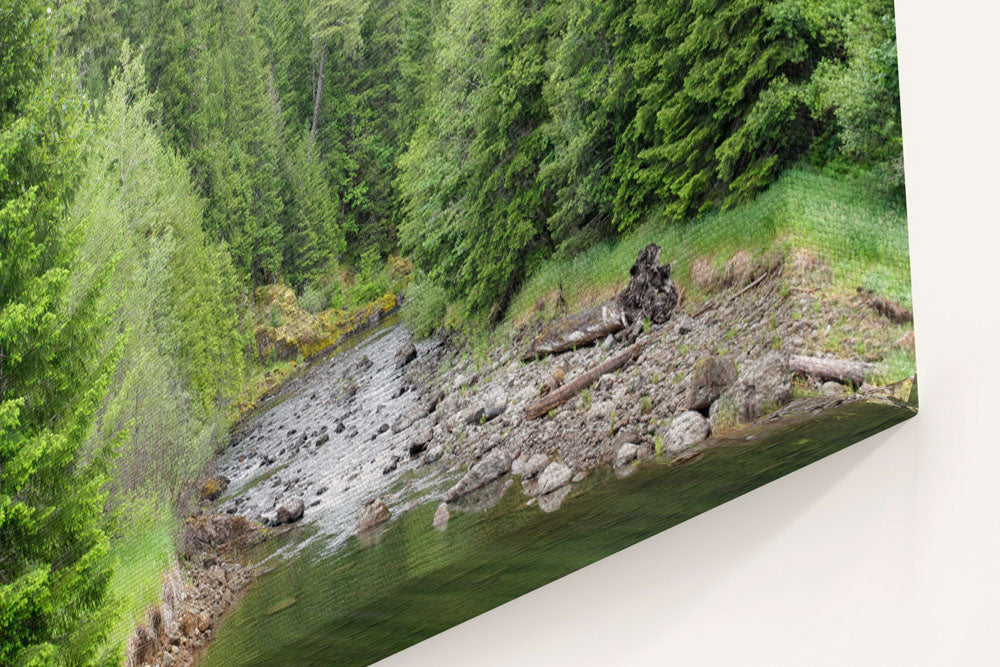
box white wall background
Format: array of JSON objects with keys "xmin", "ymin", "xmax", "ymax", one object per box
[{"xmin": 380, "ymin": 1, "xmax": 1000, "ymax": 664}]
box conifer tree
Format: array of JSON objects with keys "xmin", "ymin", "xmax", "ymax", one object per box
[{"xmin": 0, "ymin": 3, "xmax": 117, "ymax": 662}]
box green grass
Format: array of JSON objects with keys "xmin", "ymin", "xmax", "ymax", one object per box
[
  {"xmin": 505, "ymin": 168, "xmax": 911, "ymax": 327},
  {"xmin": 104, "ymin": 497, "xmax": 179, "ymax": 659}
]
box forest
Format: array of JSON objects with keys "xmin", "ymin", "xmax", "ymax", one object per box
[{"xmin": 1, "ymin": 0, "xmax": 902, "ymax": 663}]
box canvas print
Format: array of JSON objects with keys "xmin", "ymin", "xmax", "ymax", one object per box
[{"xmin": 1, "ymin": 1, "xmax": 915, "ymax": 665}]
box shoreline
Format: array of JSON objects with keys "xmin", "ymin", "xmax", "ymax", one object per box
[{"xmin": 125, "ymin": 247, "xmax": 915, "ymax": 666}]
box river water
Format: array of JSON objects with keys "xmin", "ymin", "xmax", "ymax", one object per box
[{"xmin": 200, "ymin": 323, "xmax": 915, "ymax": 666}]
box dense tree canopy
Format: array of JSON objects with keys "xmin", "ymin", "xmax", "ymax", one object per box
[{"xmin": 0, "ymin": 3, "xmax": 116, "ymax": 662}]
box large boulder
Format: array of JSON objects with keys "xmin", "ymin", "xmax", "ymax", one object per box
[
  {"xmin": 684, "ymin": 356, "xmax": 738, "ymax": 411},
  {"xmin": 395, "ymin": 341, "xmax": 417, "ymax": 369},
  {"xmin": 728, "ymin": 352, "xmax": 794, "ymax": 422},
  {"xmin": 664, "ymin": 411, "xmax": 710, "ymax": 455},
  {"xmin": 512, "ymin": 453, "xmax": 550, "ymax": 479},
  {"xmin": 275, "ymin": 498, "xmax": 305, "ymax": 525},
  {"xmin": 444, "ymin": 449, "xmax": 512, "ymax": 502},
  {"xmin": 536, "ymin": 462, "xmax": 572, "ymax": 496}
]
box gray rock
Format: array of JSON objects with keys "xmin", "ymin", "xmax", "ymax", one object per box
[
  {"xmin": 425, "ymin": 444, "xmax": 444, "ymax": 464},
  {"xmin": 615, "ymin": 442, "xmax": 639, "ymax": 467},
  {"xmin": 275, "ymin": 498, "xmax": 305, "ymax": 525},
  {"xmin": 589, "ymin": 400, "xmax": 615, "ymax": 420},
  {"xmin": 822, "ymin": 381, "xmax": 846, "ymax": 397},
  {"xmin": 684, "ymin": 356, "xmax": 738, "ymax": 411},
  {"xmin": 613, "ymin": 428, "xmax": 641, "ymax": 448},
  {"xmin": 395, "ymin": 342, "xmax": 417, "ymax": 369},
  {"xmin": 465, "ymin": 403, "xmax": 506, "ymax": 426},
  {"xmin": 513, "ymin": 453, "xmax": 549, "ymax": 479},
  {"xmin": 675, "ymin": 314, "xmax": 695, "ymax": 335},
  {"xmin": 444, "ymin": 449, "xmax": 512, "ymax": 502},
  {"xmin": 728, "ymin": 352, "xmax": 794, "ymax": 422},
  {"xmin": 432, "ymin": 503, "xmax": 450, "ymax": 531},
  {"xmin": 536, "ymin": 462, "xmax": 572, "ymax": 495},
  {"xmin": 665, "ymin": 411, "xmax": 710, "ymax": 455},
  {"xmin": 602, "ymin": 334, "xmax": 617, "ymax": 351},
  {"xmin": 409, "ymin": 427, "xmax": 433, "ymax": 457}
]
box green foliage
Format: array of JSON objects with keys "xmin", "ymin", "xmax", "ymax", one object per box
[
  {"xmin": 0, "ymin": 3, "xmax": 117, "ymax": 661},
  {"xmin": 401, "ymin": 277, "xmax": 449, "ymax": 339},
  {"xmin": 72, "ymin": 47, "xmax": 244, "ymax": 506},
  {"xmin": 506, "ymin": 168, "xmax": 911, "ymax": 325},
  {"xmin": 398, "ymin": 0, "xmax": 903, "ymax": 318}
]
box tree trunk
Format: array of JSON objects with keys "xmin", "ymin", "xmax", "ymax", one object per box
[
  {"xmin": 310, "ymin": 37, "xmax": 329, "ymax": 148},
  {"xmin": 526, "ymin": 342, "xmax": 644, "ymax": 419},
  {"xmin": 789, "ymin": 355, "xmax": 875, "ymax": 386},
  {"xmin": 523, "ymin": 244, "xmax": 677, "ymax": 360}
]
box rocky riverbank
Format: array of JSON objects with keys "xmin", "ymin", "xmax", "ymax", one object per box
[
  {"xmin": 124, "ymin": 515, "xmax": 268, "ymax": 667},
  {"xmin": 129, "ymin": 245, "xmax": 914, "ymax": 666},
  {"xmin": 401, "ymin": 246, "xmax": 915, "ymax": 515}
]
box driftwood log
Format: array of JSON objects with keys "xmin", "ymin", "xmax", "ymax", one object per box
[
  {"xmin": 526, "ymin": 342, "xmax": 644, "ymax": 419},
  {"xmin": 523, "ymin": 244, "xmax": 677, "ymax": 360},
  {"xmin": 789, "ymin": 355, "xmax": 875, "ymax": 386},
  {"xmin": 857, "ymin": 288, "xmax": 913, "ymax": 324}
]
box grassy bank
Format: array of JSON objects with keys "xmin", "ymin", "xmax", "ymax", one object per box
[
  {"xmin": 103, "ymin": 498, "xmax": 179, "ymax": 659},
  {"xmin": 505, "ymin": 168, "xmax": 911, "ymax": 327}
]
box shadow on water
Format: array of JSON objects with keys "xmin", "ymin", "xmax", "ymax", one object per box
[{"xmin": 201, "ymin": 399, "xmax": 914, "ymax": 667}]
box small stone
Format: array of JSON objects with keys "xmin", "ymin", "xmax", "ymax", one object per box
[
  {"xmin": 425, "ymin": 445, "xmax": 444, "ymax": 464},
  {"xmin": 602, "ymin": 334, "xmax": 617, "ymax": 351}
]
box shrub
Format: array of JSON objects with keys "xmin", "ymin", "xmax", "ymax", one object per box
[
  {"xmin": 402, "ymin": 279, "xmax": 449, "ymax": 339},
  {"xmin": 299, "ymin": 283, "xmax": 326, "ymax": 314}
]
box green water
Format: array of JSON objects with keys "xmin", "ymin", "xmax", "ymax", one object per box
[{"xmin": 201, "ymin": 399, "xmax": 914, "ymax": 666}]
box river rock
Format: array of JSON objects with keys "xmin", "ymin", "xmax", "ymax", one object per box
[
  {"xmin": 425, "ymin": 444, "xmax": 444, "ymax": 464},
  {"xmin": 395, "ymin": 342, "xmax": 417, "ymax": 369},
  {"xmin": 822, "ymin": 381, "xmax": 846, "ymax": 397},
  {"xmin": 358, "ymin": 499, "xmax": 390, "ymax": 532},
  {"xmin": 665, "ymin": 411, "xmax": 710, "ymax": 455},
  {"xmin": 409, "ymin": 426, "xmax": 433, "ymax": 457},
  {"xmin": 275, "ymin": 498, "xmax": 305, "ymax": 525},
  {"xmin": 465, "ymin": 403, "xmax": 506, "ymax": 426},
  {"xmin": 432, "ymin": 503, "xmax": 450, "ymax": 531},
  {"xmin": 536, "ymin": 462, "xmax": 572, "ymax": 495},
  {"xmin": 589, "ymin": 400, "xmax": 614, "ymax": 421},
  {"xmin": 615, "ymin": 442, "xmax": 639, "ymax": 467},
  {"xmin": 727, "ymin": 352, "xmax": 794, "ymax": 422},
  {"xmin": 684, "ymin": 356, "xmax": 738, "ymax": 411},
  {"xmin": 444, "ymin": 449, "xmax": 512, "ymax": 502},
  {"xmin": 613, "ymin": 428, "xmax": 641, "ymax": 448},
  {"xmin": 513, "ymin": 453, "xmax": 549, "ymax": 479}
]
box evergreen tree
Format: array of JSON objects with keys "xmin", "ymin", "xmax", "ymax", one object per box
[
  {"xmin": 72, "ymin": 45, "xmax": 246, "ymax": 503},
  {"xmin": 0, "ymin": 3, "xmax": 117, "ymax": 662}
]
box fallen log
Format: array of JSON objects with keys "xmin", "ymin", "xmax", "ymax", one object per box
[
  {"xmin": 523, "ymin": 244, "xmax": 677, "ymax": 360},
  {"xmin": 857, "ymin": 288, "xmax": 913, "ymax": 324},
  {"xmin": 522, "ymin": 300, "xmax": 628, "ymax": 361},
  {"xmin": 526, "ymin": 342, "xmax": 644, "ymax": 419},
  {"xmin": 789, "ymin": 355, "xmax": 875, "ymax": 386}
]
